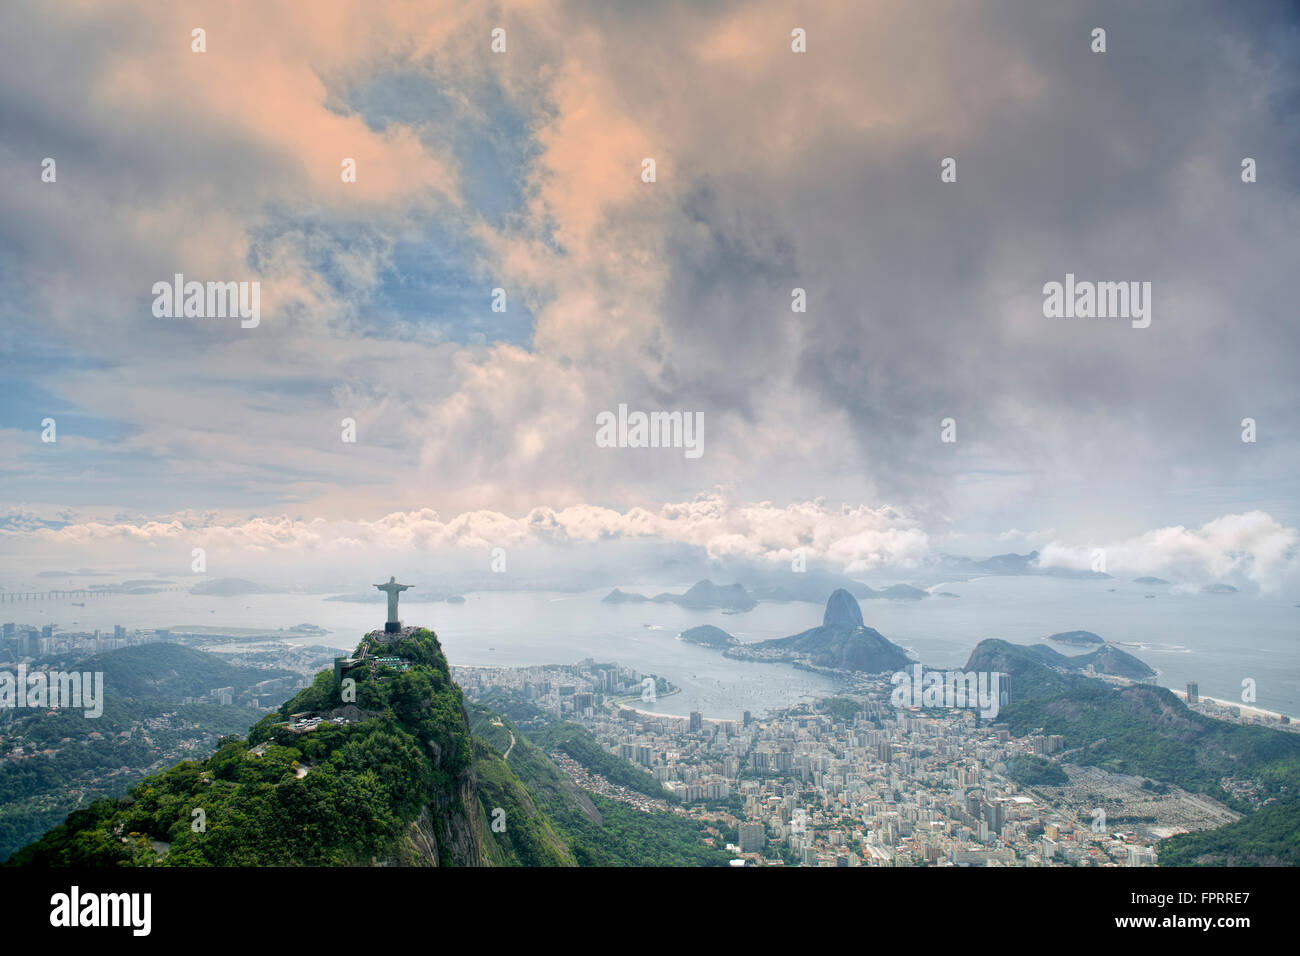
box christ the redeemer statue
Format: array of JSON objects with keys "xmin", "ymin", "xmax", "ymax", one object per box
[{"xmin": 375, "ymin": 576, "xmax": 413, "ymax": 634}]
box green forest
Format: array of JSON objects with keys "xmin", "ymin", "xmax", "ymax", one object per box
[{"xmin": 7, "ymin": 628, "xmax": 726, "ymax": 867}]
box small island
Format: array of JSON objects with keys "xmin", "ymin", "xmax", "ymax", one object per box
[
  {"xmin": 602, "ymin": 588, "xmax": 651, "ymax": 604},
  {"xmin": 679, "ymin": 625, "xmax": 737, "ymax": 648},
  {"xmin": 190, "ymin": 577, "xmax": 281, "ymax": 596},
  {"xmin": 1047, "ymin": 630, "xmax": 1104, "ymax": 646}
]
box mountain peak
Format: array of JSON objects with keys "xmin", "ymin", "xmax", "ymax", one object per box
[{"xmin": 823, "ymin": 588, "xmax": 865, "ymax": 628}]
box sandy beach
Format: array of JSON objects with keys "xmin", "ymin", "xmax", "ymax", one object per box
[{"xmin": 1171, "ymin": 689, "xmax": 1294, "ymax": 723}]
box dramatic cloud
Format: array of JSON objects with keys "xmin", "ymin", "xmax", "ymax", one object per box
[{"xmin": 0, "ymin": 1, "xmax": 1296, "ymax": 588}]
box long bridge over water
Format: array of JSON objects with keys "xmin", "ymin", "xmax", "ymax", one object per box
[{"xmin": 0, "ymin": 586, "xmax": 187, "ymax": 602}]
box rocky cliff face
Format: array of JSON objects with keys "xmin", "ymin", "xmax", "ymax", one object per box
[
  {"xmin": 379, "ymin": 723, "xmax": 491, "ymax": 863},
  {"xmin": 384, "ymin": 766, "xmax": 491, "ymax": 866}
]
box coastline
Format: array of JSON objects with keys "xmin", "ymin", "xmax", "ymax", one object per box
[{"xmin": 1170, "ymin": 688, "xmax": 1296, "ymax": 723}]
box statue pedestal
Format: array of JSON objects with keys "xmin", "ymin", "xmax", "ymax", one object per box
[{"xmin": 385, "ymin": 621, "xmax": 402, "ymax": 634}]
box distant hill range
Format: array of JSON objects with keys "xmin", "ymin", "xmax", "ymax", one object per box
[
  {"xmin": 724, "ymin": 589, "xmax": 912, "ymax": 673},
  {"xmin": 1133, "ymin": 576, "xmax": 1170, "ymax": 585},
  {"xmin": 603, "ymin": 580, "xmax": 756, "ymax": 612},
  {"xmin": 923, "ymin": 550, "xmax": 1111, "ymax": 580},
  {"xmin": 742, "ymin": 568, "xmax": 929, "ymax": 604},
  {"xmin": 606, "ymin": 573, "xmax": 929, "ymax": 610},
  {"xmin": 54, "ymin": 642, "xmax": 300, "ymax": 699}
]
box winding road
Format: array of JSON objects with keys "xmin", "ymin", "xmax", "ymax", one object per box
[{"xmin": 490, "ymin": 718, "xmax": 516, "ymax": 761}]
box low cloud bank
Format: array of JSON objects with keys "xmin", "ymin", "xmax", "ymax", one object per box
[{"xmin": 3, "ymin": 499, "xmax": 1295, "ymax": 595}]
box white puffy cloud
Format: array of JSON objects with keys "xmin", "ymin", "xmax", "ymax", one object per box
[
  {"xmin": 1, "ymin": 493, "xmax": 928, "ymax": 572},
  {"xmin": 1036, "ymin": 511, "xmax": 1300, "ymax": 593},
  {"xmin": 6, "ymin": 498, "xmax": 1296, "ymax": 597}
]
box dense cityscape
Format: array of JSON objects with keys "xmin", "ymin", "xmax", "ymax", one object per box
[
  {"xmin": 456, "ymin": 660, "xmax": 1272, "ymax": 867},
  {"xmin": 2, "ymin": 607, "xmax": 1293, "ymax": 871}
]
